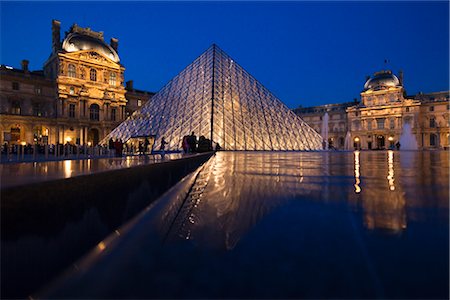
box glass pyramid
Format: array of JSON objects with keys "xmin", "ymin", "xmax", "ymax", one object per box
[{"xmin": 104, "ymin": 45, "xmax": 323, "ymax": 150}]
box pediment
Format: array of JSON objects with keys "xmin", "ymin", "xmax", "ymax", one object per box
[{"xmin": 63, "ymin": 50, "xmax": 119, "ymax": 65}]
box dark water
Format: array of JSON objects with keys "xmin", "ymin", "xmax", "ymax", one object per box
[
  {"xmin": 1, "ymin": 153, "xmax": 211, "ymax": 299},
  {"xmin": 42, "ymin": 151, "xmax": 449, "ymax": 299}
]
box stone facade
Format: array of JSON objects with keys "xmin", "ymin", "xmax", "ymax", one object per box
[
  {"xmin": 0, "ymin": 20, "xmax": 153, "ymax": 146},
  {"xmin": 295, "ymin": 70, "xmax": 449, "ymax": 150}
]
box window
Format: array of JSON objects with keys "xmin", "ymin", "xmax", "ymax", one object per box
[
  {"xmin": 12, "ymin": 82, "xmax": 19, "ymax": 90},
  {"xmin": 90, "ymin": 69, "xmax": 97, "ymax": 81},
  {"xmin": 109, "ymin": 72, "xmax": 116, "ymax": 86},
  {"xmin": 90, "ymin": 104, "xmax": 99, "ymax": 121},
  {"xmin": 390, "ymin": 119, "xmax": 395, "ymax": 129},
  {"xmin": 367, "ymin": 120, "xmax": 372, "ymax": 130},
  {"xmin": 111, "ymin": 108, "xmax": 116, "ymax": 121},
  {"xmin": 69, "ymin": 87, "xmax": 75, "ymax": 95},
  {"xmin": 406, "ymin": 107, "xmax": 410, "ymax": 112},
  {"xmin": 12, "ymin": 101, "xmax": 21, "ymax": 115},
  {"xmin": 33, "ymin": 103, "xmax": 42, "ymax": 117},
  {"xmin": 376, "ymin": 118, "xmax": 385, "ymax": 129},
  {"xmin": 137, "ymin": 99, "xmax": 142, "ymax": 107},
  {"xmin": 430, "ymin": 134, "xmax": 437, "ymax": 146},
  {"xmin": 68, "ymin": 64, "xmax": 76, "ymax": 78},
  {"xmin": 69, "ymin": 104, "xmax": 75, "ymax": 118},
  {"xmin": 429, "ymin": 106, "xmax": 434, "ymax": 112},
  {"xmin": 430, "ymin": 117, "xmax": 436, "ymax": 128},
  {"xmin": 35, "ymin": 86, "xmax": 42, "ymax": 95}
]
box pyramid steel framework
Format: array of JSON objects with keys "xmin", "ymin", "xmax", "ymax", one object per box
[{"xmin": 103, "ymin": 45, "xmax": 323, "ymax": 151}]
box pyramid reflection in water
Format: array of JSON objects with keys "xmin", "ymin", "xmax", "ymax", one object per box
[{"xmin": 104, "ymin": 45, "xmax": 323, "ymax": 150}]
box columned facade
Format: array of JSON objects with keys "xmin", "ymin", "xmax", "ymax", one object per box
[{"xmin": 295, "ymin": 70, "xmax": 449, "ymax": 150}]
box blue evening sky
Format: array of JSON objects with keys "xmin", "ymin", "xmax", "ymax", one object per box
[{"xmin": 1, "ymin": 1, "xmax": 448, "ymax": 108}]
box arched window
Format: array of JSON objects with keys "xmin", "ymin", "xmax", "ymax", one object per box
[
  {"xmin": 109, "ymin": 72, "xmax": 116, "ymax": 86},
  {"xmin": 68, "ymin": 64, "xmax": 76, "ymax": 78},
  {"xmin": 90, "ymin": 69, "xmax": 97, "ymax": 81},
  {"xmin": 430, "ymin": 134, "xmax": 438, "ymax": 147},
  {"xmin": 90, "ymin": 104, "xmax": 99, "ymax": 121}
]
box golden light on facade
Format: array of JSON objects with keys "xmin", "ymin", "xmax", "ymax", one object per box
[
  {"xmin": 65, "ymin": 137, "xmax": 72, "ymax": 143},
  {"xmin": 354, "ymin": 137, "xmax": 360, "ymax": 142},
  {"xmin": 20, "ymin": 141, "xmax": 26, "ymax": 146},
  {"xmin": 388, "ymin": 136, "xmax": 394, "ymax": 142},
  {"xmin": 87, "ymin": 141, "xmax": 92, "ymax": 146}
]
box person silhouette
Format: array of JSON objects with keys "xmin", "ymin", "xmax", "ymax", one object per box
[{"xmin": 160, "ymin": 137, "xmax": 168, "ymax": 158}]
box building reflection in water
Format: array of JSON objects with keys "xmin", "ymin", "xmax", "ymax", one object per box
[
  {"xmin": 35, "ymin": 151, "xmax": 449, "ymax": 299},
  {"xmin": 354, "ymin": 150, "xmax": 361, "ymax": 193},
  {"xmin": 355, "ymin": 150, "xmax": 406, "ymax": 232},
  {"xmin": 156, "ymin": 150, "xmax": 431, "ymax": 249}
]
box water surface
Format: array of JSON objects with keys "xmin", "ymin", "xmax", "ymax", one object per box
[{"xmin": 44, "ymin": 151, "xmax": 449, "ymax": 299}]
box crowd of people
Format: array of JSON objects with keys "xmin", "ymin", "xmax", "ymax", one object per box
[
  {"xmin": 181, "ymin": 132, "xmax": 218, "ymax": 153},
  {"xmin": 1, "ymin": 132, "xmax": 220, "ymax": 162}
]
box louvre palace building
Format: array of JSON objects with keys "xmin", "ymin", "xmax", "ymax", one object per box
[
  {"xmin": 294, "ymin": 70, "xmax": 449, "ymax": 150},
  {"xmin": 1, "ymin": 20, "xmax": 448, "ymax": 150},
  {"xmin": 0, "ymin": 20, "xmax": 153, "ymax": 146}
]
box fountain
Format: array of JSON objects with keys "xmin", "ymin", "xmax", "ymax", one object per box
[
  {"xmin": 399, "ymin": 123, "xmax": 418, "ymax": 150},
  {"xmin": 321, "ymin": 112, "xmax": 329, "ymax": 150},
  {"xmin": 344, "ymin": 131, "xmax": 352, "ymax": 150}
]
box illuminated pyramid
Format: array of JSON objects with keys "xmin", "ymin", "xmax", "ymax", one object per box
[{"xmin": 104, "ymin": 45, "xmax": 323, "ymax": 150}]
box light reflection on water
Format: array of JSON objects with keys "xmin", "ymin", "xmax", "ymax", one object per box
[
  {"xmin": 161, "ymin": 151, "xmax": 448, "ymax": 243},
  {"xmin": 1, "ymin": 153, "xmax": 184, "ymax": 188},
  {"xmin": 35, "ymin": 151, "xmax": 450, "ymax": 298}
]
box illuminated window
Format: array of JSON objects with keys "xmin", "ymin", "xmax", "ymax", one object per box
[
  {"xmin": 69, "ymin": 87, "xmax": 75, "ymax": 95},
  {"xmin": 35, "ymin": 86, "xmax": 42, "ymax": 95},
  {"xmin": 109, "ymin": 72, "xmax": 116, "ymax": 86},
  {"xmin": 137, "ymin": 99, "xmax": 142, "ymax": 107},
  {"xmin": 376, "ymin": 118, "xmax": 385, "ymax": 129},
  {"xmin": 33, "ymin": 103, "xmax": 42, "ymax": 117},
  {"xmin": 390, "ymin": 119, "xmax": 395, "ymax": 129},
  {"xmin": 90, "ymin": 69, "xmax": 97, "ymax": 81},
  {"xmin": 69, "ymin": 104, "xmax": 75, "ymax": 118},
  {"xmin": 111, "ymin": 107, "xmax": 116, "ymax": 121},
  {"xmin": 90, "ymin": 104, "xmax": 99, "ymax": 121},
  {"xmin": 12, "ymin": 101, "xmax": 21, "ymax": 115},
  {"xmin": 68, "ymin": 64, "xmax": 76, "ymax": 78}
]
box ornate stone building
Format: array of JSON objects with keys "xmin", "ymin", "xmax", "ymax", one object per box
[
  {"xmin": 0, "ymin": 20, "xmax": 153, "ymax": 146},
  {"xmin": 295, "ymin": 70, "xmax": 449, "ymax": 150}
]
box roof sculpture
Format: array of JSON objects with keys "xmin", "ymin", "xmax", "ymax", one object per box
[{"xmin": 103, "ymin": 44, "xmax": 323, "ymax": 150}]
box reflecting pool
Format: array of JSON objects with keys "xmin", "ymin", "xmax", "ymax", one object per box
[{"xmin": 42, "ymin": 151, "xmax": 449, "ymax": 299}]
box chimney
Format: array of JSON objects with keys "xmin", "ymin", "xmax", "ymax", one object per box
[
  {"xmin": 110, "ymin": 38, "xmax": 119, "ymax": 53},
  {"xmin": 21, "ymin": 60, "xmax": 29, "ymax": 72},
  {"xmin": 52, "ymin": 19, "xmax": 61, "ymax": 53},
  {"xmin": 126, "ymin": 80, "xmax": 134, "ymax": 90},
  {"xmin": 399, "ymin": 70, "xmax": 404, "ymax": 86}
]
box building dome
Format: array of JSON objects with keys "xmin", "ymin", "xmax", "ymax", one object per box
[
  {"xmin": 363, "ymin": 70, "xmax": 400, "ymax": 91},
  {"xmin": 62, "ymin": 32, "xmax": 120, "ymax": 63}
]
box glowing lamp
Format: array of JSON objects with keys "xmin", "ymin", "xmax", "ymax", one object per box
[
  {"xmin": 65, "ymin": 137, "xmax": 72, "ymax": 143},
  {"xmin": 20, "ymin": 141, "xmax": 26, "ymax": 146},
  {"xmin": 87, "ymin": 142, "xmax": 92, "ymax": 146},
  {"xmin": 354, "ymin": 137, "xmax": 360, "ymax": 142},
  {"xmin": 388, "ymin": 136, "xmax": 394, "ymax": 141}
]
